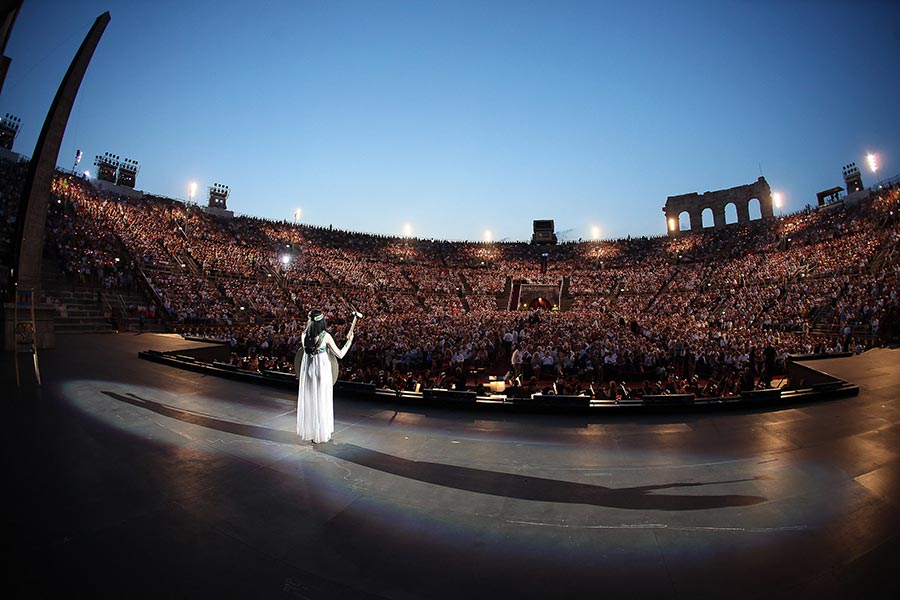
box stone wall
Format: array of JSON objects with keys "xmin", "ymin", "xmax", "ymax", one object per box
[{"xmin": 663, "ymin": 176, "xmax": 773, "ymax": 236}]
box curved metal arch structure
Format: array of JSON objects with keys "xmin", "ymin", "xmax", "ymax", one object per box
[
  {"xmin": 13, "ymin": 12, "xmax": 110, "ymax": 301},
  {"xmin": 5, "ymin": 12, "xmax": 110, "ymax": 350}
]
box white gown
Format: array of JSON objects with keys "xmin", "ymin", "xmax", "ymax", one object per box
[{"xmin": 296, "ymin": 331, "xmax": 350, "ymax": 443}]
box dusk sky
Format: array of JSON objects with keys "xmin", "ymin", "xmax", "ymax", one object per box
[{"xmin": 3, "ymin": 0, "xmax": 898, "ymax": 241}]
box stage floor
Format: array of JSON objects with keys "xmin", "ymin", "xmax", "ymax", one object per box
[{"xmin": 6, "ymin": 333, "xmax": 900, "ymax": 599}]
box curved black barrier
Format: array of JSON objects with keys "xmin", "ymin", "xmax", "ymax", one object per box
[
  {"xmin": 527, "ymin": 394, "xmax": 592, "ymax": 408},
  {"xmin": 642, "ymin": 394, "xmax": 694, "ymax": 406},
  {"xmin": 335, "ymin": 381, "xmax": 377, "ymax": 395},
  {"xmin": 741, "ymin": 388, "xmax": 782, "ymax": 402},
  {"xmin": 139, "ymin": 349, "xmax": 860, "ymax": 414},
  {"xmin": 263, "ymin": 370, "xmax": 296, "ymax": 382},
  {"xmin": 811, "ymin": 381, "xmax": 842, "ymax": 392},
  {"xmin": 423, "ymin": 389, "xmax": 478, "ymax": 404}
]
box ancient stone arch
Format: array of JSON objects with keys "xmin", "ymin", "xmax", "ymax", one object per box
[
  {"xmin": 663, "ymin": 177, "xmax": 773, "ymax": 236},
  {"xmin": 518, "ymin": 284, "xmax": 560, "ymax": 310}
]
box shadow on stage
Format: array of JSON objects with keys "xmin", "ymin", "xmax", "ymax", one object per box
[{"xmin": 102, "ymin": 390, "xmax": 768, "ymax": 511}]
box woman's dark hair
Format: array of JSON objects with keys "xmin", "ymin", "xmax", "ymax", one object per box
[{"xmin": 303, "ymin": 309, "xmax": 327, "ymax": 355}]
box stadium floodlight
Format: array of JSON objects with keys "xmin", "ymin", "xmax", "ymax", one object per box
[
  {"xmin": 866, "ymin": 153, "xmax": 879, "ymax": 174},
  {"xmin": 591, "ymin": 226, "xmax": 600, "ymax": 240},
  {"xmin": 772, "ymin": 192, "xmax": 783, "ymax": 216}
]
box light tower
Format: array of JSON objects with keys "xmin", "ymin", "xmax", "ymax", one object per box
[
  {"xmin": 842, "ymin": 162, "xmax": 863, "ymax": 194},
  {"xmin": 0, "ymin": 112, "xmax": 20, "ymax": 150},
  {"xmin": 208, "ymin": 182, "xmax": 230, "ymax": 209},
  {"xmin": 116, "ymin": 157, "xmax": 139, "ymax": 188},
  {"xmin": 94, "ymin": 152, "xmax": 119, "ymax": 183}
]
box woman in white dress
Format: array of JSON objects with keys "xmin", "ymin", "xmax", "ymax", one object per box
[{"xmin": 296, "ymin": 309, "xmax": 354, "ymax": 443}]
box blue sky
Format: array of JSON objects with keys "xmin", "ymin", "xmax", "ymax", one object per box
[{"xmin": 3, "ymin": 0, "xmax": 898, "ymax": 241}]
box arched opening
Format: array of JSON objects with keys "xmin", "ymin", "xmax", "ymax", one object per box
[
  {"xmin": 678, "ymin": 211, "xmax": 691, "ymax": 231},
  {"xmin": 725, "ymin": 202, "xmax": 738, "ymax": 225},
  {"xmin": 748, "ymin": 198, "xmax": 762, "ymax": 220},
  {"xmin": 529, "ymin": 297, "xmax": 552, "ymax": 310},
  {"xmin": 701, "ymin": 207, "xmax": 714, "ymax": 228}
]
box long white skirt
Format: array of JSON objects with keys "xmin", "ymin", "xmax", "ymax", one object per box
[{"xmin": 296, "ymin": 351, "xmax": 334, "ymax": 443}]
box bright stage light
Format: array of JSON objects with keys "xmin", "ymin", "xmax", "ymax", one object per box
[
  {"xmin": 403, "ymin": 223, "xmax": 413, "ymax": 237},
  {"xmin": 281, "ymin": 255, "xmax": 291, "ymax": 265},
  {"xmin": 668, "ymin": 218, "xmax": 676, "ymax": 231},
  {"xmin": 294, "ymin": 208, "xmax": 302, "ymax": 223},
  {"xmin": 484, "ymin": 229, "xmax": 492, "ymax": 242},
  {"xmin": 189, "ymin": 182, "xmax": 197, "ymax": 202},
  {"xmin": 772, "ymin": 192, "xmax": 782, "ymax": 209},
  {"xmin": 866, "ymin": 153, "xmax": 879, "ymax": 174},
  {"xmin": 591, "ymin": 226, "xmax": 600, "ymax": 240}
]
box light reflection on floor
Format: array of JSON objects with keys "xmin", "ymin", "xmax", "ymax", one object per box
[{"xmin": 60, "ymin": 378, "xmax": 847, "ymax": 562}]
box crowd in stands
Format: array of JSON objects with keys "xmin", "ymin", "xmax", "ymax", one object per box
[
  {"xmin": 0, "ymin": 159, "xmax": 26, "ymax": 292},
  {"xmin": 3, "ymin": 155, "xmax": 898, "ymax": 400}
]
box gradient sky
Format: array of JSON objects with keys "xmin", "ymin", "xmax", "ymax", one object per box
[{"xmin": 2, "ymin": 0, "xmax": 898, "ymax": 241}]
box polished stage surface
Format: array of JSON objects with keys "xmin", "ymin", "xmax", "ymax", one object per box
[{"xmin": 6, "ymin": 334, "xmax": 900, "ymax": 599}]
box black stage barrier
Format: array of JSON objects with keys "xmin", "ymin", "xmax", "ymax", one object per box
[
  {"xmin": 528, "ymin": 394, "xmax": 592, "ymax": 408},
  {"xmin": 741, "ymin": 388, "xmax": 782, "ymax": 402},
  {"xmin": 641, "ymin": 394, "xmax": 695, "ymax": 406},
  {"xmin": 424, "ymin": 389, "xmax": 478, "ymax": 404},
  {"xmin": 335, "ymin": 381, "xmax": 377, "ymax": 395}
]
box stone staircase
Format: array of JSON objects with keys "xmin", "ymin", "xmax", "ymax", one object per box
[
  {"xmin": 507, "ymin": 280, "xmax": 522, "ymax": 311},
  {"xmin": 38, "ymin": 258, "xmax": 110, "ymax": 334},
  {"xmin": 45, "ymin": 287, "xmax": 114, "ymax": 334},
  {"xmin": 41, "ymin": 258, "xmax": 166, "ymax": 334},
  {"xmin": 102, "ymin": 288, "xmax": 168, "ymax": 333}
]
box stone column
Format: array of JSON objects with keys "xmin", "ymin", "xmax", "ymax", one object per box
[
  {"xmin": 736, "ymin": 200, "xmax": 751, "ymax": 223},
  {"xmin": 689, "ymin": 210, "xmax": 702, "ymax": 232},
  {"xmin": 760, "ymin": 194, "xmax": 774, "ymax": 218},
  {"xmin": 713, "ymin": 205, "xmax": 726, "ymax": 229}
]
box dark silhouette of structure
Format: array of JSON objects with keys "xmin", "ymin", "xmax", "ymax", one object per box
[
  {"xmin": 663, "ymin": 177, "xmax": 774, "ymax": 236},
  {"xmin": 5, "ymin": 12, "xmax": 110, "ymax": 349},
  {"xmin": 0, "ymin": 1, "xmax": 23, "ymax": 96}
]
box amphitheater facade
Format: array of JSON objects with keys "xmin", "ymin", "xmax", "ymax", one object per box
[{"xmin": 663, "ymin": 176, "xmax": 774, "ymax": 235}]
